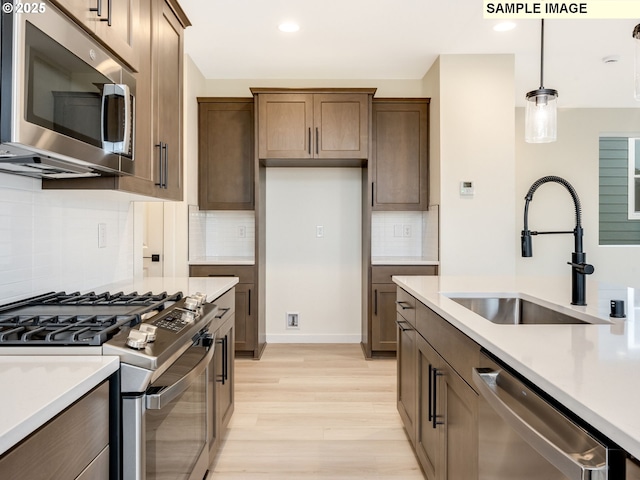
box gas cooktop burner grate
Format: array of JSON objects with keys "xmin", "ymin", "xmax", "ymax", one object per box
[
  {"xmin": 37, "ymin": 291, "xmax": 180, "ymax": 306},
  {"xmin": 0, "ymin": 290, "xmax": 184, "ymax": 346},
  {"xmin": 0, "ymin": 314, "xmax": 140, "ymax": 345}
]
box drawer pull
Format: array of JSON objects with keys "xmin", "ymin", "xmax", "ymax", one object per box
[
  {"xmin": 396, "ymin": 319, "xmax": 412, "ymax": 332},
  {"xmin": 396, "ymin": 300, "xmax": 412, "ymax": 310}
]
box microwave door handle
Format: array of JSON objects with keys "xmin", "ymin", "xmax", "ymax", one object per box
[
  {"xmin": 146, "ymin": 340, "xmax": 214, "ymax": 410},
  {"xmin": 472, "ymin": 368, "xmax": 606, "ymax": 480},
  {"xmin": 101, "ymin": 84, "xmax": 131, "ymax": 154}
]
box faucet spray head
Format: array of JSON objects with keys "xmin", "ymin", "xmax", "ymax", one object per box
[{"xmin": 521, "ymin": 230, "xmax": 533, "ymax": 257}]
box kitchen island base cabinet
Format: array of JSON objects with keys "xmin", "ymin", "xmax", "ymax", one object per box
[
  {"xmin": 398, "ymin": 292, "xmax": 480, "ymax": 480},
  {"xmin": 0, "ymin": 381, "xmax": 111, "ymax": 480}
]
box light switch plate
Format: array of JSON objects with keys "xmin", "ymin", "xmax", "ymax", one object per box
[{"xmin": 460, "ymin": 181, "xmax": 475, "ymax": 196}]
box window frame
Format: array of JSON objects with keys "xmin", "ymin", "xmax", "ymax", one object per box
[{"xmin": 628, "ymin": 138, "xmax": 640, "ymax": 220}]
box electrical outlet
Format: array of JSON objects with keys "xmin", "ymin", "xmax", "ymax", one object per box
[
  {"xmin": 393, "ymin": 224, "xmax": 403, "ymax": 237},
  {"xmin": 403, "ymin": 225, "xmax": 412, "ymax": 237},
  {"xmin": 286, "ymin": 312, "xmax": 299, "ymax": 329},
  {"xmin": 238, "ymin": 226, "xmax": 246, "ymax": 238}
]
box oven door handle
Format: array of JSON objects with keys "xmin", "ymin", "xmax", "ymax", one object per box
[
  {"xmin": 146, "ymin": 338, "xmax": 214, "ymax": 410},
  {"xmin": 472, "ymin": 368, "xmax": 607, "ymax": 480}
]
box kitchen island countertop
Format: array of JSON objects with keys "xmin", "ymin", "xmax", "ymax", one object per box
[
  {"xmin": 0, "ymin": 356, "xmax": 119, "ymax": 456},
  {"xmin": 392, "ymin": 275, "xmax": 640, "ymax": 459}
]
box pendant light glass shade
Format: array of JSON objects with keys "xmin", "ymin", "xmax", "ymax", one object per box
[
  {"xmin": 525, "ymin": 88, "xmax": 558, "ymax": 143},
  {"xmin": 633, "ymin": 24, "xmax": 640, "ymax": 100},
  {"xmin": 525, "ymin": 19, "xmax": 558, "ymax": 143}
]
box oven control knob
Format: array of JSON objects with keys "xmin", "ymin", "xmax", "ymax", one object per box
[
  {"xmin": 126, "ymin": 330, "xmax": 149, "ymax": 350},
  {"xmin": 184, "ymin": 297, "xmax": 199, "ymax": 311},
  {"xmin": 139, "ymin": 324, "xmax": 158, "ymax": 342},
  {"xmin": 184, "ymin": 292, "xmax": 207, "ymax": 311},
  {"xmin": 181, "ymin": 310, "xmax": 196, "ymax": 323}
]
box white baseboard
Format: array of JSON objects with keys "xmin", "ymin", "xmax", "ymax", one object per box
[{"xmin": 266, "ymin": 334, "xmax": 362, "ymax": 344}]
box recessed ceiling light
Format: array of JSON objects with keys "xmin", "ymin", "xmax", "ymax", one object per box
[
  {"xmin": 493, "ymin": 21, "xmax": 516, "ymax": 32},
  {"xmin": 278, "ymin": 22, "xmax": 300, "ymax": 33}
]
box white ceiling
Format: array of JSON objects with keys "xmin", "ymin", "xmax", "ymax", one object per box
[{"xmin": 180, "ymin": 0, "xmax": 640, "ymax": 108}]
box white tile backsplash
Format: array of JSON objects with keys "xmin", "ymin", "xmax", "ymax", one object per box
[
  {"xmin": 189, "ymin": 206, "xmax": 255, "ymax": 260},
  {"xmin": 371, "ymin": 207, "xmax": 439, "ymax": 261},
  {"xmin": 0, "ymin": 173, "xmax": 135, "ymax": 303}
]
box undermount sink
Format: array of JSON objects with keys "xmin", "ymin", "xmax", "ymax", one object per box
[{"xmin": 447, "ymin": 296, "xmax": 609, "ymax": 325}]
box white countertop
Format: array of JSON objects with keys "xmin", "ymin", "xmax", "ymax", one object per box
[
  {"xmin": 371, "ymin": 256, "xmax": 439, "ymax": 266},
  {"xmin": 0, "ymin": 356, "xmax": 119, "ymax": 456},
  {"xmin": 189, "ymin": 256, "xmax": 255, "ymax": 265},
  {"xmin": 392, "ymin": 275, "xmax": 640, "ymax": 458},
  {"xmin": 97, "ymin": 276, "xmax": 239, "ymax": 303}
]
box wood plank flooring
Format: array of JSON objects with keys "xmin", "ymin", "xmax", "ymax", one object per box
[{"xmin": 210, "ymin": 344, "xmax": 424, "ymax": 479}]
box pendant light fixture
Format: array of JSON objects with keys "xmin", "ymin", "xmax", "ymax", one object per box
[{"xmin": 525, "ymin": 19, "xmax": 558, "ymax": 143}]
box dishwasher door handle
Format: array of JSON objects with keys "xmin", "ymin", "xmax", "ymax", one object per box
[{"xmin": 472, "ymin": 368, "xmax": 607, "ymax": 480}]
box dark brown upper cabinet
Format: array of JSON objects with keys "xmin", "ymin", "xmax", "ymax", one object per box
[
  {"xmin": 198, "ymin": 98, "xmax": 254, "ymax": 210},
  {"xmin": 371, "ymin": 99, "xmax": 429, "ymax": 211},
  {"xmin": 253, "ymin": 89, "xmax": 374, "ymax": 165},
  {"xmin": 53, "ymin": 0, "xmax": 140, "ymax": 71}
]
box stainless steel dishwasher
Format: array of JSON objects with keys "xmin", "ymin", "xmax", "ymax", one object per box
[{"xmin": 473, "ymin": 351, "xmax": 625, "ymax": 480}]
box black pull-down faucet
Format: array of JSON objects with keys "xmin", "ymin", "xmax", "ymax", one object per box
[{"xmin": 521, "ymin": 175, "xmax": 594, "ymax": 306}]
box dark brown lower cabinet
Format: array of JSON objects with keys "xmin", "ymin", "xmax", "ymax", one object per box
[
  {"xmin": 363, "ymin": 265, "xmax": 437, "ymax": 358},
  {"xmin": 372, "ymin": 284, "xmax": 398, "ymax": 352},
  {"xmin": 189, "ymin": 265, "xmax": 264, "ymax": 359},
  {"xmin": 396, "ymin": 312, "xmax": 417, "ymax": 445},
  {"xmin": 208, "ymin": 288, "xmax": 236, "ymax": 465},
  {"xmin": 0, "ymin": 381, "xmax": 110, "ymax": 479},
  {"xmin": 399, "ymin": 292, "xmax": 479, "ymax": 480}
]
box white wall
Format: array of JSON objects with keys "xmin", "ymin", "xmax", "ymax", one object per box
[
  {"xmin": 0, "ymin": 174, "xmax": 134, "ymax": 302},
  {"xmin": 426, "ymin": 55, "xmax": 516, "ymax": 276},
  {"xmin": 265, "ymin": 168, "xmax": 361, "ymax": 342},
  {"xmin": 516, "ymin": 108, "xmax": 640, "ymax": 289}
]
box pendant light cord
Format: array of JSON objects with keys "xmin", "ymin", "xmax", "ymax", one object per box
[{"xmin": 539, "ymin": 19, "xmax": 545, "ymax": 89}]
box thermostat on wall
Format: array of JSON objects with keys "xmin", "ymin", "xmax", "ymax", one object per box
[{"xmin": 460, "ymin": 181, "xmax": 475, "ymax": 196}]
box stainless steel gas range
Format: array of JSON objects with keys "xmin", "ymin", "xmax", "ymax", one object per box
[{"xmin": 0, "ymin": 288, "xmax": 221, "ymax": 480}]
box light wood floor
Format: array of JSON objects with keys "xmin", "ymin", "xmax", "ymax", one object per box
[{"xmin": 210, "ymin": 343, "xmax": 424, "ymax": 479}]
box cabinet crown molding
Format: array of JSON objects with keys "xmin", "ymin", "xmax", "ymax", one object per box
[{"xmin": 250, "ymin": 87, "xmax": 377, "ymax": 95}]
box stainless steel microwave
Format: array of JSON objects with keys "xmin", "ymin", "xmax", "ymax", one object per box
[{"xmin": 0, "ymin": 0, "xmax": 135, "ymax": 179}]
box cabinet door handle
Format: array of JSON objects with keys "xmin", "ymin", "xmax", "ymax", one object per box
[
  {"xmin": 90, "ymin": 0, "xmax": 102, "ymax": 17},
  {"xmin": 248, "ymin": 289, "xmax": 251, "ymax": 316},
  {"xmin": 99, "ymin": 0, "xmax": 112, "ymax": 25},
  {"xmin": 428, "ymin": 364, "xmax": 433, "ymax": 422},
  {"xmin": 163, "ymin": 143, "xmax": 169, "ymax": 189},
  {"xmin": 374, "ymin": 289, "xmax": 378, "ymax": 316},
  {"xmin": 315, "ymin": 127, "xmax": 319, "ymax": 154},
  {"xmin": 432, "ymin": 367, "xmax": 443, "ymax": 429},
  {"xmin": 308, "ymin": 128, "xmax": 311, "ymax": 155},
  {"xmin": 216, "ymin": 336, "xmax": 228, "ymax": 385},
  {"xmin": 154, "ymin": 143, "xmax": 164, "ymax": 187},
  {"xmin": 371, "ymin": 182, "xmax": 374, "ymax": 207}
]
